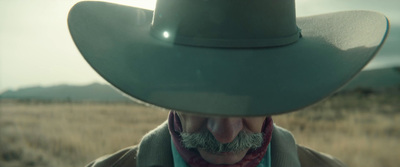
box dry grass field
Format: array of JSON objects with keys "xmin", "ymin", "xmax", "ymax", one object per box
[{"xmin": 0, "ymin": 91, "xmax": 399, "ymax": 167}]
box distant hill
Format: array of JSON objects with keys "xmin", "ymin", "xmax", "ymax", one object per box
[
  {"xmin": 0, "ymin": 83, "xmax": 131, "ymax": 102},
  {"xmin": 340, "ymin": 67, "xmax": 400, "ymax": 91},
  {"xmin": 1, "ymin": 67, "xmax": 399, "ymax": 101}
]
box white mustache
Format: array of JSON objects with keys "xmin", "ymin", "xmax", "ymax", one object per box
[{"xmin": 180, "ymin": 130, "xmax": 264, "ymax": 154}]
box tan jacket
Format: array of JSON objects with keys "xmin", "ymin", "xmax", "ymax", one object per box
[{"xmin": 86, "ymin": 122, "xmax": 346, "ymax": 167}]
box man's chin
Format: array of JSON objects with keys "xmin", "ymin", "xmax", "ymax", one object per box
[{"xmin": 198, "ymin": 148, "xmax": 249, "ymax": 165}]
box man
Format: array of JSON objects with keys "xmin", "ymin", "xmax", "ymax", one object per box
[{"xmin": 67, "ymin": 0, "xmax": 389, "ymax": 166}]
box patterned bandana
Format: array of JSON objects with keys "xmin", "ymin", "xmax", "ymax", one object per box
[{"xmin": 168, "ymin": 111, "xmax": 273, "ymax": 167}]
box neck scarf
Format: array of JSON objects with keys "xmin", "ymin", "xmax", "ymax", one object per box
[{"xmin": 168, "ymin": 112, "xmax": 273, "ymax": 167}]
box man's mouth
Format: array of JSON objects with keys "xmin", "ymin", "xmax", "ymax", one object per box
[
  {"xmin": 199, "ymin": 148, "xmax": 247, "ymax": 155},
  {"xmin": 218, "ymin": 151, "xmax": 237, "ymax": 155}
]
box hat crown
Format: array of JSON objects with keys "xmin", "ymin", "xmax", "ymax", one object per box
[{"xmin": 151, "ymin": 0, "xmax": 300, "ymax": 48}]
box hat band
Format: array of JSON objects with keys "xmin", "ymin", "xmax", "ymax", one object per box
[{"xmin": 151, "ymin": 27, "xmax": 302, "ymax": 48}]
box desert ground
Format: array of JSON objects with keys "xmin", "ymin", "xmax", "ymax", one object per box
[{"xmin": 0, "ymin": 91, "xmax": 399, "ymax": 167}]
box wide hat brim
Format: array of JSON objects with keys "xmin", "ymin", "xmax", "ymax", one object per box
[{"xmin": 68, "ymin": 1, "xmax": 389, "ymax": 116}]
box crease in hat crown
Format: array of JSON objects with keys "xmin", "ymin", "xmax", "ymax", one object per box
[{"xmin": 150, "ymin": 0, "xmax": 301, "ymax": 48}]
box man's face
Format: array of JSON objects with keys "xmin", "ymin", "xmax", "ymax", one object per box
[{"xmin": 177, "ymin": 112, "xmax": 267, "ymax": 164}]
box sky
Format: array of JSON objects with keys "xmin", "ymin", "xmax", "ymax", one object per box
[{"xmin": 0, "ymin": 0, "xmax": 399, "ymax": 92}]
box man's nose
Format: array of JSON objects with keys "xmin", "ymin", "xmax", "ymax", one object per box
[{"xmin": 207, "ymin": 117, "xmax": 243, "ymax": 144}]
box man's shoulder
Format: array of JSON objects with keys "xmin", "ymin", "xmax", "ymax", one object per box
[
  {"xmin": 272, "ymin": 125, "xmax": 347, "ymax": 167},
  {"xmin": 85, "ymin": 146, "xmax": 138, "ymax": 167},
  {"xmin": 136, "ymin": 121, "xmax": 174, "ymax": 166},
  {"xmin": 297, "ymin": 145, "xmax": 348, "ymax": 167}
]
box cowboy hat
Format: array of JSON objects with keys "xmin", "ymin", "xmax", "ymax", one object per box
[{"xmin": 68, "ymin": 0, "xmax": 389, "ymax": 116}]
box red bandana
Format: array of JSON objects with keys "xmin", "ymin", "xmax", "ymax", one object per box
[{"xmin": 168, "ymin": 112, "xmax": 273, "ymax": 167}]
